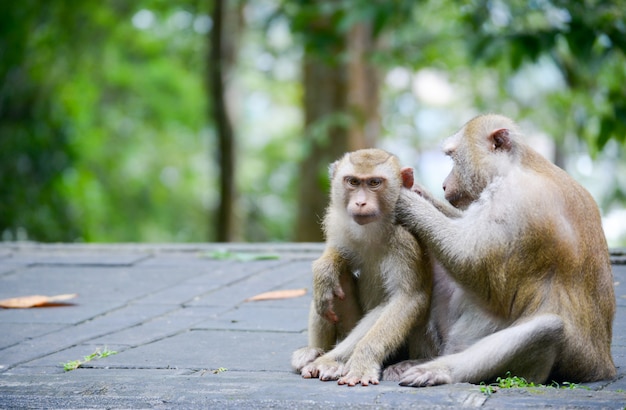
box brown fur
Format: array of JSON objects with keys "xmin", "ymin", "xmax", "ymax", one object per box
[
  {"xmin": 291, "ymin": 149, "xmax": 437, "ymax": 386},
  {"xmin": 387, "ymin": 114, "xmax": 615, "ymax": 386}
]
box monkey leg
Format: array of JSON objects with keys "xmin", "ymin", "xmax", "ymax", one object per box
[
  {"xmin": 398, "ymin": 314, "xmax": 564, "ymax": 387},
  {"xmin": 291, "ymin": 302, "xmax": 335, "ymax": 375},
  {"xmin": 312, "ymin": 247, "xmax": 349, "ymax": 323},
  {"xmin": 299, "ymin": 305, "xmax": 386, "ymax": 382},
  {"xmin": 307, "ymin": 301, "xmax": 337, "ymax": 350},
  {"xmin": 333, "ymin": 269, "xmax": 362, "ymax": 340},
  {"xmin": 338, "ymin": 294, "xmax": 425, "ymax": 386},
  {"xmin": 296, "ymin": 274, "xmax": 363, "ymax": 379}
]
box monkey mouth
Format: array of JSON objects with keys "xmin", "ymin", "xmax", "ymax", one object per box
[
  {"xmin": 445, "ymin": 193, "xmax": 468, "ymax": 210},
  {"xmin": 352, "ymin": 214, "xmax": 379, "ymax": 225}
]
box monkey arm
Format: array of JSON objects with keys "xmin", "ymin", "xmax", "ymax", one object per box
[
  {"xmin": 409, "ymin": 183, "xmax": 462, "ymax": 219},
  {"xmin": 426, "ymin": 196, "xmax": 463, "ymax": 219},
  {"xmin": 396, "ymin": 189, "xmax": 493, "ymax": 276},
  {"xmin": 312, "ymin": 246, "xmax": 350, "ymax": 323},
  {"xmin": 397, "ymin": 187, "xmax": 525, "ymax": 312},
  {"xmin": 337, "ymin": 291, "xmax": 427, "ymax": 386}
]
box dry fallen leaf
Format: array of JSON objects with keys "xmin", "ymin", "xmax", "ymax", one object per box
[
  {"xmin": 0, "ymin": 293, "xmax": 78, "ymax": 309},
  {"xmin": 245, "ymin": 288, "xmax": 307, "ymax": 302}
]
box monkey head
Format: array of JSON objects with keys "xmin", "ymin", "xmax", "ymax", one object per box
[
  {"xmin": 329, "ymin": 149, "xmax": 414, "ymax": 226},
  {"xmin": 441, "ymin": 114, "xmax": 520, "ymax": 209}
]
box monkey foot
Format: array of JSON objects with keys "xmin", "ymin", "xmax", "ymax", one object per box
[
  {"xmin": 315, "ymin": 359, "xmax": 345, "ymax": 381},
  {"xmin": 299, "ymin": 357, "xmax": 345, "ymax": 381},
  {"xmin": 291, "ymin": 347, "xmax": 324, "ymax": 373},
  {"xmin": 398, "ymin": 363, "xmax": 452, "ymax": 387},
  {"xmin": 338, "ymin": 371, "xmax": 380, "ymax": 387},
  {"xmin": 382, "ymin": 360, "xmax": 424, "ymax": 381}
]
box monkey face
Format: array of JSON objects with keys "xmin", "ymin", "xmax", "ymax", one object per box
[
  {"xmin": 343, "ymin": 176, "xmax": 385, "ymax": 225},
  {"xmin": 441, "ymin": 115, "xmax": 517, "ymax": 210}
]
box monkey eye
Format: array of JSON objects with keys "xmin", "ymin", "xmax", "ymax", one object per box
[
  {"xmin": 345, "ymin": 177, "xmax": 360, "ymax": 187},
  {"xmin": 367, "ymin": 178, "xmax": 383, "ymax": 188}
]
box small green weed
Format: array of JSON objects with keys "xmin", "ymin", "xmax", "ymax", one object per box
[
  {"xmin": 62, "ymin": 347, "xmax": 117, "ymax": 372},
  {"xmin": 496, "ymin": 373, "xmax": 536, "ymax": 388},
  {"xmin": 203, "ymin": 250, "xmax": 280, "ymax": 262},
  {"xmin": 479, "ymin": 372, "xmax": 586, "ymax": 396}
]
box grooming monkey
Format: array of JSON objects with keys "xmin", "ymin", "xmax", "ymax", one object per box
[
  {"xmin": 291, "ymin": 148, "xmax": 437, "ymax": 386},
  {"xmin": 385, "ymin": 114, "xmax": 616, "ymax": 386}
]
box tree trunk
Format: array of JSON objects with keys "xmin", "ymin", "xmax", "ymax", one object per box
[
  {"xmin": 295, "ymin": 21, "xmax": 380, "ymax": 242},
  {"xmin": 209, "ymin": 0, "xmax": 239, "ymax": 242},
  {"xmin": 347, "ymin": 22, "xmax": 380, "ymax": 150}
]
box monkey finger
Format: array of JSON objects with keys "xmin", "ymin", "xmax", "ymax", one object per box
[
  {"xmin": 323, "ymin": 310, "xmax": 339, "ymax": 323},
  {"xmin": 410, "ymin": 182, "xmax": 425, "ymax": 196},
  {"xmin": 301, "ymin": 371, "xmax": 315, "ymax": 379},
  {"xmin": 338, "ymin": 374, "xmax": 380, "ymax": 387},
  {"xmin": 300, "ymin": 365, "xmax": 319, "ymax": 379},
  {"xmin": 333, "ymin": 286, "xmax": 345, "ymax": 300}
]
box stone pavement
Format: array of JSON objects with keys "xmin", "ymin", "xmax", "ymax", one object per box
[{"xmin": 0, "ymin": 242, "xmax": 625, "ymax": 409}]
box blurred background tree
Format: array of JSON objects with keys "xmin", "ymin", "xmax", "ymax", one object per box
[{"xmin": 1, "ymin": 0, "xmax": 625, "ymax": 245}]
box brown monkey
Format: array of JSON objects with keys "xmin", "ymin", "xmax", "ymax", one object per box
[
  {"xmin": 291, "ymin": 148, "xmax": 437, "ymax": 386},
  {"xmin": 385, "ymin": 114, "xmax": 616, "ymax": 386}
]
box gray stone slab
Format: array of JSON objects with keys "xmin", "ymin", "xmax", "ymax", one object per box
[
  {"xmin": 132, "ymin": 263, "xmax": 285, "ymax": 305},
  {"xmin": 0, "ymin": 323, "xmax": 66, "ymax": 350},
  {"xmin": 0, "ymin": 302, "xmax": 114, "ymax": 325},
  {"xmin": 88, "ymin": 306, "xmax": 226, "ymax": 347},
  {"xmin": 0, "ymin": 263, "xmax": 24, "ymax": 276},
  {"xmin": 0, "ymin": 303, "xmax": 174, "ymax": 369},
  {"xmin": 85, "ymin": 328, "xmax": 303, "ymax": 372},
  {"xmin": 187, "ymin": 260, "xmax": 313, "ymax": 307},
  {"xmin": 196, "ymin": 304, "xmax": 310, "ymax": 333},
  {"xmin": 614, "ymin": 262, "xmax": 626, "ymax": 282},
  {"xmin": 1, "ymin": 249, "xmax": 149, "ymax": 266},
  {"xmin": 0, "ymin": 265, "xmax": 199, "ymax": 305},
  {"xmin": 137, "ymin": 252, "xmax": 241, "ymax": 268},
  {"xmin": 0, "ymin": 244, "xmax": 625, "ymax": 409},
  {"xmin": 9, "ymin": 343, "xmax": 132, "ymax": 374},
  {"xmin": 0, "ymin": 369, "xmax": 625, "ymax": 409}
]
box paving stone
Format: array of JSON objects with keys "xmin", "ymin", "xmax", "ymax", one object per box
[
  {"xmin": 0, "ymin": 243, "xmax": 624, "ymax": 409},
  {"xmin": 83, "ymin": 328, "xmax": 303, "ymax": 372},
  {"xmin": 0, "ymin": 323, "xmax": 66, "ymax": 350}
]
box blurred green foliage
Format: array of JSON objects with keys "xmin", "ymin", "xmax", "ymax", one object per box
[
  {"xmin": 0, "ymin": 0, "xmax": 624, "ymax": 243},
  {"xmin": 1, "ymin": 1, "xmax": 211, "ymax": 241}
]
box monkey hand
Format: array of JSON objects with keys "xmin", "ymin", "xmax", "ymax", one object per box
[
  {"xmin": 315, "ymin": 282, "xmax": 344, "ymax": 323},
  {"xmin": 313, "ymin": 265, "xmax": 345, "ymax": 323},
  {"xmin": 394, "ymin": 189, "xmax": 422, "ymax": 227},
  {"xmin": 301, "ymin": 355, "xmax": 345, "ymax": 381},
  {"xmin": 338, "ymin": 359, "xmax": 381, "ymax": 386},
  {"xmin": 410, "ymin": 181, "xmax": 432, "ymax": 201}
]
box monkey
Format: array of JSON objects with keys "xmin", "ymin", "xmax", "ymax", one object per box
[
  {"xmin": 291, "ymin": 148, "xmax": 438, "ymax": 387},
  {"xmin": 383, "ymin": 114, "xmax": 616, "ymax": 387}
]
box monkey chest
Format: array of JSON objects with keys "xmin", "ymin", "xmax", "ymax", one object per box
[{"xmin": 353, "ymin": 266, "xmax": 387, "ymax": 311}]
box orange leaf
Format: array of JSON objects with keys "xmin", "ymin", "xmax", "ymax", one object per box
[
  {"xmin": 0, "ymin": 293, "xmax": 78, "ymax": 309},
  {"xmin": 245, "ymin": 288, "xmax": 307, "ymax": 302}
]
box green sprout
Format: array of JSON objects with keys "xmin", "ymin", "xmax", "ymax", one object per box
[
  {"xmin": 202, "ymin": 250, "xmax": 280, "ymax": 261},
  {"xmin": 62, "ymin": 347, "xmax": 117, "ymax": 372},
  {"xmin": 479, "ymin": 372, "xmax": 587, "ymax": 396}
]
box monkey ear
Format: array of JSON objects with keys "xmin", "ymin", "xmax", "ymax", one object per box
[
  {"xmin": 490, "ymin": 128, "xmax": 512, "ymax": 152},
  {"xmin": 400, "ymin": 167, "xmax": 414, "ymax": 189},
  {"xmin": 328, "ymin": 161, "xmax": 339, "ymax": 180}
]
